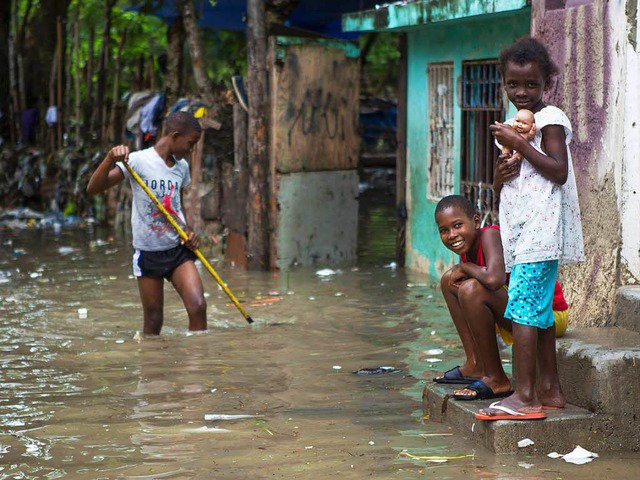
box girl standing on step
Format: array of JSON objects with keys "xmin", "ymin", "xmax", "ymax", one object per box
[{"xmin": 477, "ymin": 36, "xmax": 584, "ymax": 421}]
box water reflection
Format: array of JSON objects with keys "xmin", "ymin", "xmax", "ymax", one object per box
[{"xmin": 0, "ymin": 222, "xmax": 639, "ymax": 478}]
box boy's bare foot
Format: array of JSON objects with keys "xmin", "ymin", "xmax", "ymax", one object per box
[
  {"xmin": 476, "ymin": 393, "xmax": 542, "ymax": 417},
  {"xmin": 537, "ymin": 388, "xmax": 566, "ymax": 409},
  {"xmin": 453, "ymin": 377, "xmax": 512, "ymax": 400}
]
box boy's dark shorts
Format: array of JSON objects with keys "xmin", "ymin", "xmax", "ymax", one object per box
[{"xmin": 132, "ymin": 245, "xmax": 196, "ymax": 280}]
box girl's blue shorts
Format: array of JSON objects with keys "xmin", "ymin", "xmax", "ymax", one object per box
[{"xmin": 505, "ymin": 260, "xmax": 558, "ymax": 329}]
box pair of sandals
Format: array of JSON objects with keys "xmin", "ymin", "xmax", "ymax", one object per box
[{"xmin": 433, "ymin": 366, "xmax": 513, "ymax": 401}]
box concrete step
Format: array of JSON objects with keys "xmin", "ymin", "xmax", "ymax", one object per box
[
  {"xmin": 422, "ymin": 326, "xmax": 640, "ymax": 454},
  {"xmin": 556, "ymin": 326, "xmax": 640, "ymax": 451},
  {"xmin": 613, "ymin": 286, "xmax": 640, "ymax": 333},
  {"xmin": 423, "ymin": 382, "xmax": 597, "ymax": 454}
]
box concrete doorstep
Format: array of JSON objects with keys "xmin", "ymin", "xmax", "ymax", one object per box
[
  {"xmin": 422, "ymin": 382, "xmax": 597, "ymax": 455},
  {"xmin": 422, "ymin": 325, "xmax": 640, "ymax": 455}
]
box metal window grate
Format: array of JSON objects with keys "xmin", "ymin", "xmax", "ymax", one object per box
[
  {"xmin": 427, "ymin": 62, "xmax": 454, "ymax": 200},
  {"xmin": 460, "ymin": 60, "xmax": 505, "ymax": 225}
]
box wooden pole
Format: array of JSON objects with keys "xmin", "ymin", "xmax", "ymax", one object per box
[
  {"xmin": 246, "ymin": 0, "xmax": 270, "ymax": 270},
  {"xmin": 48, "ymin": 40, "xmax": 59, "ymax": 152},
  {"xmin": 74, "ymin": 2, "xmax": 81, "ymax": 146},
  {"xmin": 56, "ymin": 16, "xmax": 63, "ymax": 149},
  {"xmin": 107, "ymin": 29, "xmax": 127, "ymax": 143},
  {"xmin": 8, "ymin": 0, "xmax": 19, "ymax": 144},
  {"xmin": 395, "ymin": 33, "xmax": 408, "ymax": 267}
]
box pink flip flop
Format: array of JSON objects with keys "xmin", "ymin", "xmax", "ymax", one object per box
[{"xmin": 475, "ymin": 401, "xmax": 547, "ymax": 421}]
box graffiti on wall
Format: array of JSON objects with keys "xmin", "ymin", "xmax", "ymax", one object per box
[{"xmin": 272, "ymin": 45, "xmax": 360, "ymax": 173}]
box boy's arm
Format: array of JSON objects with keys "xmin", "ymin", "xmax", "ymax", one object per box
[
  {"xmin": 86, "ymin": 145, "xmax": 128, "ymax": 195},
  {"xmin": 456, "ymin": 228, "xmax": 506, "ymax": 291}
]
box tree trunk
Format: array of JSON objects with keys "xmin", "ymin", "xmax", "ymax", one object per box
[
  {"xmin": 107, "ymin": 28, "xmax": 126, "ymax": 144},
  {"xmin": 84, "ymin": 25, "xmax": 95, "ymax": 142},
  {"xmin": 0, "ymin": 1, "xmax": 10, "ymax": 140},
  {"xmin": 56, "ymin": 17, "xmax": 63, "ymax": 149},
  {"xmin": 21, "ymin": 0, "xmax": 71, "ymax": 126},
  {"xmin": 8, "ymin": 0, "xmax": 19, "ymax": 143},
  {"xmin": 246, "ymin": 0, "xmax": 270, "ymax": 269},
  {"xmin": 165, "ymin": 16, "xmax": 185, "ymax": 110},
  {"xmin": 177, "ymin": 0, "xmax": 216, "ymax": 116},
  {"xmin": 73, "ymin": 1, "xmax": 81, "ymax": 146},
  {"xmin": 91, "ymin": 0, "xmax": 115, "ymax": 146}
]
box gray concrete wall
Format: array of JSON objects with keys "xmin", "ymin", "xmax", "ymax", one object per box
[{"xmin": 276, "ymin": 170, "xmax": 358, "ymax": 269}]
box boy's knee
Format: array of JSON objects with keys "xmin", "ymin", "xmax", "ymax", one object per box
[
  {"xmin": 186, "ymin": 295, "xmax": 207, "ymax": 316},
  {"xmin": 457, "ymin": 278, "xmax": 484, "ymax": 299},
  {"xmin": 440, "ymin": 270, "xmax": 452, "ymax": 291}
]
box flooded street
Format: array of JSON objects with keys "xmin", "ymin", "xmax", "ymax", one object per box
[{"xmin": 1, "ymin": 199, "xmax": 639, "ymax": 478}]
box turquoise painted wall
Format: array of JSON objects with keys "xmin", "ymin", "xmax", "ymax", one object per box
[{"xmin": 405, "ymin": 11, "xmax": 530, "ymax": 278}]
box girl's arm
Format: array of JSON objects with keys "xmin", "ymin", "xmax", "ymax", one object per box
[
  {"xmin": 455, "ymin": 228, "xmax": 506, "ymax": 291},
  {"xmin": 490, "ymin": 122, "xmax": 568, "ymax": 184}
]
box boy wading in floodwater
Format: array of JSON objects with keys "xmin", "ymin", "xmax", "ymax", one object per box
[
  {"xmin": 476, "ymin": 36, "xmax": 584, "ymax": 421},
  {"xmin": 87, "ymin": 111, "xmax": 207, "ymax": 336}
]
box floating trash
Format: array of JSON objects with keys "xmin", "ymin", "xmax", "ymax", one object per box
[
  {"xmin": 315, "ymin": 269, "xmax": 337, "ymax": 277},
  {"xmin": 204, "ymin": 414, "xmax": 263, "ymax": 421},
  {"xmin": 353, "ymin": 366, "xmax": 401, "ymax": 375},
  {"xmin": 78, "ymin": 308, "xmax": 88, "ymax": 319},
  {"xmin": 424, "ymin": 348, "xmax": 443, "ymax": 355},
  {"xmin": 549, "ymin": 445, "xmax": 599, "ymax": 465},
  {"xmin": 332, "ymin": 365, "xmax": 342, "ymax": 370},
  {"xmin": 518, "ymin": 438, "xmax": 535, "ymax": 448}
]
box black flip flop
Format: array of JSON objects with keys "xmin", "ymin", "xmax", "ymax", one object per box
[
  {"xmin": 433, "ymin": 366, "xmax": 480, "ymax": 384},
  {"xmin": 453, "ymin": 380, "xmax": 513, "ymax": 401}
]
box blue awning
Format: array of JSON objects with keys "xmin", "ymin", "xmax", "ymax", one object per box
[{"xmin": 131, "ymin": 0, "xmax": 380, "ymax": 39}]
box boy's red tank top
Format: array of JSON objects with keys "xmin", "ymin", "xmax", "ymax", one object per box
[{"xmin": 460, "ymin": 225, "xmax": 567, "ymax": 311}]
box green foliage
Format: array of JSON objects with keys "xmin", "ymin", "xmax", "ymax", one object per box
[
  {"xmin": 360, "ymin": 32, "xmax": 400, "ymax": 98},
  {"xmin": 201, "ymin": 30, "xmax": 247, "ymax": 87}
]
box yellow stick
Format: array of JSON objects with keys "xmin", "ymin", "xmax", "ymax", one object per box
[{"xmin": 123, "ymin": 161, "xmax": 253, "ymax": 324}]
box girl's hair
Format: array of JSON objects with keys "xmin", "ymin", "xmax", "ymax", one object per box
[
  {"xmin": 498, "ymin": 36, "xmax": 558, "ymax": 79},
  {"xmin": 435, "ymin": 195, "xmax": 477, "ymax": 220}
]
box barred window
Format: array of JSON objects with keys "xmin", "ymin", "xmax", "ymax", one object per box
[
  {"xmin": 460, "ymin": 60, "xmax": 505, "ymax": 225},
  {"xmin": 427, "ymin": 62, "xmax": 454, "ymax": 200}
]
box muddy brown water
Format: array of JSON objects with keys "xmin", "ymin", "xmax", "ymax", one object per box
[{"xmin": 1, "ymin": 225, "xmax": 639, "ymax": 479}]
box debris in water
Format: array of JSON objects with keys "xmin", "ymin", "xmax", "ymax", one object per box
[
  {"xmin": 550, "ymin": 445, "xmax": 599, "ymax": 465},
  {"xmin": 353, "ymin": 366, "xmax": 400, "ymax": 375},
  {"xmin": 78, "ymin": 308, "xmax": 88, "ymax": 319},
  {"xmin": 204, "ymin": 414, "xmax": 263, "ymax": 421},
  {"xmin": 315, "ymin": 268, "xmax": 337, "ymax": 277},
  {"xmin": 332, "ymin": 365, "xmax": 342, "ymax": 370},
  {"xmin": 518, "ymin": 438, "xmax": 535, "ymax": 448},
  {"xmin": 424, "ymin": 349, "xmax": 443, "ymax": 355}
]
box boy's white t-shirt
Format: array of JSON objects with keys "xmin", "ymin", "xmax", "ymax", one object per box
[
  {"xmin": 117, "ymin": 147, "xmax": 191, "ymax": 252},
  {"xmin": 497, "ymin": 105, "xmax": 585, "ymax": 271}
]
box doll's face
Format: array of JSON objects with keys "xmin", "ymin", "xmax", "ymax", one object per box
[{"xmin": 513, "ymin": 110, "xmax": 534, "ymax": 134}]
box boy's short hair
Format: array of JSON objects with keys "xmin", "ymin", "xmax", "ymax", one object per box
[
  {"xmin": 435, "ymin": 195, "xmax": 476, "ymax": 219},
  {"xmin": 166, "ymin": 111, "xmax": 202, "ymax": 135}
]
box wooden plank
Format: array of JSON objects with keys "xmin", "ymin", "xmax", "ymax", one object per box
[{"xmin": 272, "ymin": 43, "xmax": 360, "ymax": 173}]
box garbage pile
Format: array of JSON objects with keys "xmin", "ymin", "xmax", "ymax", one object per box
[{"xmin": 0, "ymin": 146, "xmax": 104, "ymax": 229}]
